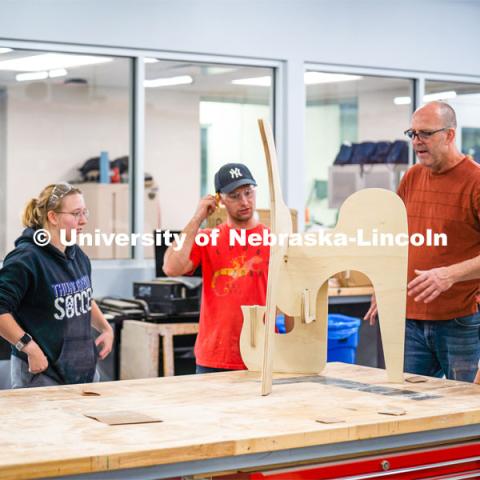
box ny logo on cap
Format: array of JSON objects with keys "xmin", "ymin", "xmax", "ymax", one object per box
[{"xmin": 229, "ymin": 168, "xmax": 243, "ymax": 179}]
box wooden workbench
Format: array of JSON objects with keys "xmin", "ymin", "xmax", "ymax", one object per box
[
  {"xmin": 0, "ymin": 363, "xmax": 479, "ymax": 479},
  {"xmin": 120, "ymin": 320, "xmax": 199, "ymax": 379}
]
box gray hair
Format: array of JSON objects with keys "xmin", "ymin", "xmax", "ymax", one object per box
[{"xmin": 436, "ymin": 101, "xmax": 457, "ymax": 128}]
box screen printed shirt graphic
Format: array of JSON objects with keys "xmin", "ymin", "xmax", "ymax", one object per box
[
  {"xmin": 52, "ymin": 275, "xmax": 93, "ymax": 321},
  {"xmin": 211, "ymin": 254, "xmax": 265, "ymax": 297}
]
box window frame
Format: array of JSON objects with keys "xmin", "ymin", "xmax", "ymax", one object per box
[
  {"xmin": 303, "ymin": 62, "xmax": 480, "ymax": 228},
  {"xmin": 0, "ymin": 39, "xmax": 283, "ymax": 266},
  {"xmin": 1, "ymin": 40, "xmax": 479, "ymax": 265}
]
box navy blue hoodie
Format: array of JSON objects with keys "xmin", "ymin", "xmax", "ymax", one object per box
[{"xmin": 0, "ymin": 228, "xmax": 97, "ymax": 384}]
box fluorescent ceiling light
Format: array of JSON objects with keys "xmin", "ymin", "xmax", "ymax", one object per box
[
  {"xmin": 304, "ymin": 72, "xmax": 363, "ymax": 84},
  {"xmin": 16, "ymin": 71, "xmax": 49, "ymax": 82},
  {"xmin": 48, "ymin": 68, "xmax": 67, "ymax": 78},
  {"xmin": 424, "ymin": 90, "xmax": 457, "ymax": 101},
  {"xmin": 394, "ymin": 96, "xmax": 411, "ymax": 105},
  {"xmin": 144, "ymin": 75, "xmax": 193, "ymax": 88},
  {"xmin": 16, "ymin": 68, "xmax": 69, "ymax": 82},
  {"xmin": 0, "ymin": 53, "xmax": 112, "ymax": 71},
  {"xmin": 205, "ymin": 66, "xmax": 236, "ymax": 75},
  {"xmin": 0, "ymin": 48, "xmax": 12, "ymax": 55},
  {"xmin": 232, "ymin": 76, "xmax": 272, "ymax": 87},
  {"xmin": 232, "ymin": 72, "xmax": 363, "ymax": 87},
  {"xmin": 144, "ymin": 57, "xmax": 158, "ymax": 64},
  {"xmin": 393, "ymin": 90, "xmax": 457, "ymax": 105}
]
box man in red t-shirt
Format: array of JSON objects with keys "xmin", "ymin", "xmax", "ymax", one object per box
[
  {"xmin": 163, "ymin": 163, "xmax": 270, "ymax": 373},
  {"xmin": 364, "ymin": 101, "xmax": 480, "ymax": 382}
]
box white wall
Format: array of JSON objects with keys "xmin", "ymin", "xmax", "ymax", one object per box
[
  {"xmin": 146, "ymin": 92, "xmax": 273, "ymax": 231},
  {"xmin": 4, "ymin": 84, "xmax": 260, "ymax": 250},
  {"xmin": 200, "ymin": 101, "xmax": 271, "ymax": 210},
  {"xmin": 145, "ymin": 89, "xmax": 200, "ymax": 230},
  {"xmin": 452, "ymin": 93, "xmax": 480, "ymax": 131},
  {"xmin": 306, "ymin": 103, "xmax": 341, "ymax": 183},
  {"xmin": 4, "ymin": 83, "xmax": 130, "ymax": 252},
  {"xmin": 0, "ymin": 1, "xmax": 478, "ymax": 76},
  {"xmin": 358, "ymin": 90, "xmax": 411, "ymax": 142}
]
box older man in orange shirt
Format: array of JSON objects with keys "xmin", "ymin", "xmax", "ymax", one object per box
[{"xmin": 365, "ymin": 101, "xmax": 480, "ymax": 382}]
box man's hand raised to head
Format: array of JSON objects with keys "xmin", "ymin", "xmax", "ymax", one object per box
[
  {"xmin": 193, "ymin": 195, "xmax": 217, "ymax": 223},
  {"xmin": 163, "ymin": 195, "xmax": 216, "ymax": 277}
]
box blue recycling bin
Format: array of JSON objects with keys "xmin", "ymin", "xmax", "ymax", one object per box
[
  {"xmin": 275, "ymin": 313, "xmax": 361, "ymax": 363},
  {"xmin": 327, "ymin": 314, "xmax": 361, "ymax": 364},
  {"xmin": 275, "ymin": 314, "xmax": 287, "ymax": 333}
]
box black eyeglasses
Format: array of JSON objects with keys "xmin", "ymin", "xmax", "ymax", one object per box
[{"xmin": 404, "ymin": 127, "xmax": 450, "ymax": 141}]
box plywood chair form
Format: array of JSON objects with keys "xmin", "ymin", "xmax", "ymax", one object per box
[{"xmin": 239, "ymin": 119, "xmax": 408, "ymax": 395}]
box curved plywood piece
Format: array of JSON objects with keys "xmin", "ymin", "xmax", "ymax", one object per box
[
  {"xmin": 240, "ymin": 120, "xmax": 408, "ymax": 394},
  {"xmin": 257, "ymin": 119, "xmax": 292, "ymax": 395}
]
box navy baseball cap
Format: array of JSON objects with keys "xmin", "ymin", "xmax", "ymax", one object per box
[{"xmin": 214, "ymin": 163, "xmax": 257, "ymax": 194}]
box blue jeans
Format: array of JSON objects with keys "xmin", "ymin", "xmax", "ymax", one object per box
[
  {"xmin": 195, "ymin": 364, "xmax": 233, "ymax": 374},
  {"xmin": 404, "ymin": 313, "xmax": 480, "ymax": 382}
]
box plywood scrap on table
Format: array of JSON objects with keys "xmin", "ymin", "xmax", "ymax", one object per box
[{"xmin": 84, "ymin": 411, "xmax": 163, "ymax": 426}]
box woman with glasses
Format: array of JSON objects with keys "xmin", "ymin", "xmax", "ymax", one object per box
[{"xmin": 0, "ymin": 182, "xmax": 113, "ymax": 388}]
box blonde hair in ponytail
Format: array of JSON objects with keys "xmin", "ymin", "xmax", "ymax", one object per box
[{"xmin": 22, "ymin": 183, "xmax": 82, "ymax": 229}]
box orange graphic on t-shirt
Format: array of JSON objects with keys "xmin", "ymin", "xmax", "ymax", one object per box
[{"xmin": 211, "ymin": 255, "xmax": 264, "ymax": 296}]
